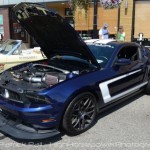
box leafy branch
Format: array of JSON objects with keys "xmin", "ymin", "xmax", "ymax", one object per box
[{"xmin": 68, "ymin": 0, "xmax": 89, "ymax": 16}]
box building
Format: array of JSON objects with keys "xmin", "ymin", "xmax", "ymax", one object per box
[
  {"xmin": 0, "ymin": 0, "xmax": 150, "ymax": 46},
  {"xmin": 119, "ymin": 0, "xmax": 150, "ymax": 45},
  {"xmin": 0, "ymin": 0, "xmax": 70, "ymax": 47}
]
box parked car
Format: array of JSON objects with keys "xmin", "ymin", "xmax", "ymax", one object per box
[
  {"xmin": 0, "ymin": 3, "xmax": 150, "ymax": 140},
  {"xmin": 84, "ymin": 39, "xmax": 115, "ymax": 44},
  {"xmin": 0, "ymin": 39, "xmax": 45, "ymax": 73}
]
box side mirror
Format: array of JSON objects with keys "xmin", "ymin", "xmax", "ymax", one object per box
[{"xmin": 116, "ymin": 58, "xmax": 131, "ymax": 66}]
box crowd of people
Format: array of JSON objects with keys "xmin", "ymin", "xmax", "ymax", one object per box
[{"xmin": 98, "ymin": 23, "xmax": 126, "ymax": 41}]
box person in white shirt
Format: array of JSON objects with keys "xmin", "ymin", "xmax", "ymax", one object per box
[
  {"xmin": 0, "ymin": 33, "xmax": 3, "ymax": 41},
  {"xmin": 99, "ymin": 23, "xmax": 109, "ymax": 39}
]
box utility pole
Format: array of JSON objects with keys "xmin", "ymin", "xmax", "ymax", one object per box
[{"xmin": 93, "ymin": 0, "xmax": 98, "ymax": 38}]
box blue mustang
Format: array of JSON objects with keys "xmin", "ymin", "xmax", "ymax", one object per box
[{"xmin": 0, "ymin": 3, "xmax": 150, "ymax": 139}]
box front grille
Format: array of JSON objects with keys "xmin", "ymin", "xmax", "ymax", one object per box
[{"xmin": 0, "ymin": 87, "xmax": 22, "ymax": 103}]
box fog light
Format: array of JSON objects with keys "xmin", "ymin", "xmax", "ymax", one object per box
[
  {"xmin": 42, "ymin": 118, "xmax": 56, "ymax": 123},
  {"xmin": 1, "ymin": 89, "xmax": 10, "ymax": 99}
]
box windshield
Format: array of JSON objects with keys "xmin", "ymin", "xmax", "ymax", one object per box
[
  {"xmin": 0, "ymin": 40, "xmax": 19, "ymax": 54},
  {"xmin": 87, "ymin": 44, "xmax": 116, "ymax": 68}
]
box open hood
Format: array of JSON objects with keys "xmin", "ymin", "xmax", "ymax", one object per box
[{"xmin": 12, "ymin": 3, "xmax": 99, "ymax": 67}]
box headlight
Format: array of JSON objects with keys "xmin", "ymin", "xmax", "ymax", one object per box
[{"xmin": 26, "ymin": 94, "xmax": 51, "ymax": 104}]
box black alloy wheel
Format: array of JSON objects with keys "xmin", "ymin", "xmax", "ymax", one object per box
[{"xmin": 62, "ymin": 92, "xmax": 97, "ymax": 135}]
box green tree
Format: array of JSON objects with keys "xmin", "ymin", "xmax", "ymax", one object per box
[
  {"xmin": 69, "ymin": 0, "xmax": 123, "ymax": 13},
  {"xmin": 68, "ymin": 0, "xmax": 89, "ymax": 15}
]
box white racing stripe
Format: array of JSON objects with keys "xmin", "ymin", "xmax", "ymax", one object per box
[{"xmin": 99, "ymin": 69, "xmax": 146, "ymax": 103}]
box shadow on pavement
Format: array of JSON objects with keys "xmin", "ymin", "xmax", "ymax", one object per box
[{"xmin": 96, "ymin": 92, "xmax": 144, "ymax": 121}]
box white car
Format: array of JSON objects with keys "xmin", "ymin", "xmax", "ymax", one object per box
[
  {"xmin": 84, "ymin": 39, "xmax": 116, "ymax": 44},
  {"xmin": 0, "ymin": 39, "xmax": 45, "ymax": 73}
]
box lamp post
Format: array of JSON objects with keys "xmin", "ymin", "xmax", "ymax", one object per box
[{"xmin": 93, "ymin": 0, "xmax": 98, "ymax": 38}]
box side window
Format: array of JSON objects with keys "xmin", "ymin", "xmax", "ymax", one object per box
[
  {"xmin": 142, "ymin": 46, "xmax": 150, "ymax": 56},
  {"xmin": 117, "ymin": 46, "xmax": 139, "ymax": 61}
]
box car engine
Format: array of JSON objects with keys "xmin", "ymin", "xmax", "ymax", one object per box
[
  {"xmin": 0, "ymin": 57, "xmax": 95, "ymax": 91},
  {"xmin": 0, "ymin": 58, "xmax": 96, "ymax": 104},
  {"xmin": 12, "ymin": 63, "xmax": 68, "ymax": 87},
  {"xmin": 0, "ymin": 63, "xmax": 75, "ymax": 91}
]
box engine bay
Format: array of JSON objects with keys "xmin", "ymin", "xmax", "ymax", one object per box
[
  {"xmin": 0, "ymin": 57, "xmax": 96, "ymax": 93},
  {"xmin": 12, "ymin": 63, "xmax": 68, "ymax": 87}
]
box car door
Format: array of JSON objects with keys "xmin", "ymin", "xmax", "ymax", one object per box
[
  {"xmin": 5, "ymin": 47, "xmax": 44, "ymax": 71},
  {"xmin": 18, "ymin": 47, "xmax": 44, "ymax": 63},
  {"xmin": 5, "ymin": 50, "xmax": 22, "ymax": 70},
  {"xmin": 100, "ymin": 45, "xmax": 147, "ymax": 104},
  {"xmin": 109, "ymin": 45, "xmax": 146, "ymax": 96},
  {"xmin": 0, "ymin": 55, "xmax": 7, "ymax": 73}
]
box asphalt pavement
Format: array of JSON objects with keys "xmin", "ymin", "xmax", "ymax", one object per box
[{"xmin": 0, "ymin": 93, "xmax": 150, "ymax": 150}]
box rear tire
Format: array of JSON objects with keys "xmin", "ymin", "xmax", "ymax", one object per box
[{"xmin": 62, "ymin": 92, "xmax": 97, "ymax": 136}]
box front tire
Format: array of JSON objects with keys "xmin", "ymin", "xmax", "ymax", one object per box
[{"xmin": 62, "ymin": 92, "xmax": 97, "ymax": 135}]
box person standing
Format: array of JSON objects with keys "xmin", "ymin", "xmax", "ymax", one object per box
[
  {"xmin": 117, "ymin": 26, "xmax": 125, "ymax": 41},
  {"xmin": 0, "ymin": 33, "xmax": 3, "ymax": 41},
  {"xmin": 98, "ymin": 23, "xmax": 109, "ymax": 39}
]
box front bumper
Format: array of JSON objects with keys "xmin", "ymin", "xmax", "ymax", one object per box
[{"xmin": 0, "ymin": 110, "xmax": 60, "ymax": 139}]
